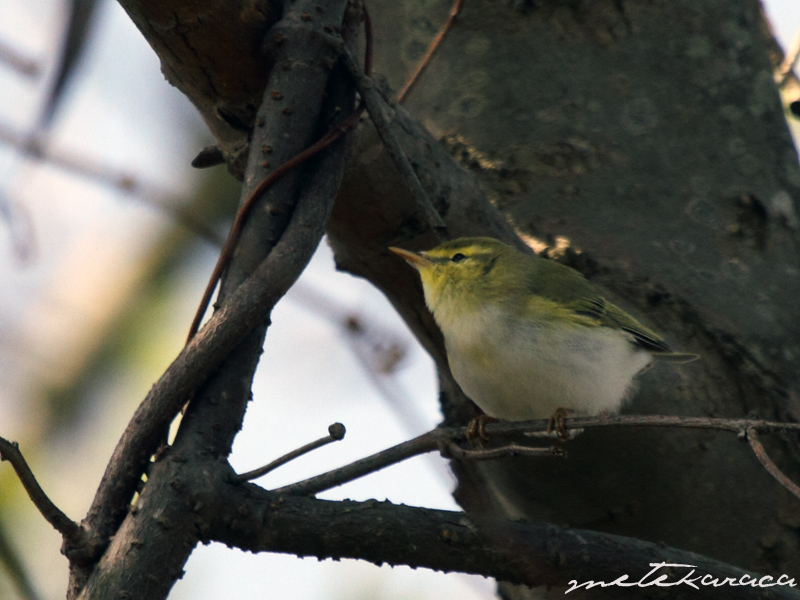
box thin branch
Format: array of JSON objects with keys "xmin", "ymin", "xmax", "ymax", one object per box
[
  {"xmin": 274, "ymin": 414, "xmax": 800, "ymax": 498},
  {"xmin": 0, "ymin": 120, "xmax": 224, "ymax": 246},
  {"xmin": 0, "ymin": 437, "xmax": 81, "ymax": 540},
  {"xmin": 185, "ymin": 103, "xmax": 365, "ymax": 341},
  {"xmin": 397, "ymin": 0, "xmax": 464, "ymax": 103},
  {"xmin": 446, "ymin": 442, "xmax": 564, "ymax": 461},
  {"xmin": 341, "ymin": 47, "xmax": 447, "ymax": 234},
  {"xmin": 0, "ymin": 39, "xmax": 40, "ymax": 77},
  {"xmin": 506, "ymin": 413, "xmax": 800, "ymax": 435},
  {"xmin": 746, "ymin": 427, "xmax": 800, "ymax": 501},
  {"xmin": 75, "ymin": 2, "xmax": 362, "ymax": 583},
  {"xmin": 233, "ymin": 423, "xmax": 346, "ymax": 482},
  {"xmin": 274, "ymin": 428, "xmax": 444, "ymax": 496},
  {"xmin": 185, "ymin": 8, "xmax": 378, "ymax": 342}
]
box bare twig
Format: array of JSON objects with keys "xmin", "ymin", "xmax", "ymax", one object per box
[
  {"xmin": 275, "ymin": 414, "xmax": 800, "ymax": 498},
  {"xmin": 397, "ymin": 0, "xmax": 464, "ymax": 103},
  {"xmin": 0, "ymin": 39, "xmax": 40, "ymax": 77},
  {"xmin": 506, "ymin": 414, "xmax": 800, "ymax": 436},
  {"xmin": 233, "ymin": 423, "xmax": 346, "ymax": 482},
  {"xmin": 0, "ymin": 120, "xmax": 223, "ymax": 246},
  {"xmin": 273, "ymin": 428, "xmax": 444, "ymax": 496},
  {"xmin": 185, "ymin": 103, "xmax": 365, "ymax": 341},
  {"xmin": 0, "ymin": 437, "xmax": 81, "ymax": 540},
  {"xmin": 185, "ymin": 8, "xmax": 378, "ymax": 342},
  {"xmin": 77, "ymin": 2, "xmax": 362, "ymax": 581},
  {"xmin": 446, "ymin": 442, "xmax": 564, "ymax": 461},
  {"xmin": 746, "ymin": 427, "xmax": 800, "ymax": 501},
  {"xmin": 341, "ymin": 48, "xmax": 447, "ymax": 235}
]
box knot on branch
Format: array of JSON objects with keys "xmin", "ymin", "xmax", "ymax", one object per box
[{"xmin": 61, "ymin": 523, "xmax": 107, "ymax": 567}]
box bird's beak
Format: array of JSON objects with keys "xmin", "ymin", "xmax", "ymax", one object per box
[{"xmin": 389, "ymin": 246, "xmax": 431, "ymax": 269}]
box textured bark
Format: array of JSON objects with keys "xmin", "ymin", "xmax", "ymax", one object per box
[
  {"xmin": 117, "ymin": 0, "xmax": 283, "ymax": 175},
  {"xmin": 205, "ymin": 480, "xmax": 800, "ymax": 600},
  {"xmin": 354, "ymin": 0, "xmax": 800, "ymax": 589},
  {"xmin": 71, "ymin": 0, "xmax": 356, "ymax": 597},
  {"xmin": 71, "ymin": 0, "xmax": 800, "ymax": 596}
]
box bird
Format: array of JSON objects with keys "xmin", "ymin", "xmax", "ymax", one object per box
[{"xmin": 389, "ymin": 237, "xmax": 697, "ymax": 435}]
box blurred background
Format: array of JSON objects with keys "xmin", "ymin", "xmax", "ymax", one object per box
[{"xmin": 0, "ymin": 1, "xmax": 798, "ymax": 598}]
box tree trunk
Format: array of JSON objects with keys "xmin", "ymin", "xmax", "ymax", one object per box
[{"xmin": 335, "ymin": 0, "xmax": 800, "ymax": 589}]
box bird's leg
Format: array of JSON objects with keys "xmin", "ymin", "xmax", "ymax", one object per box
[
  {"xmin": 547, "ymin": 407, "xmax": 575, "ymax": 440},
  {"xmin": 466, "ymin": 414, "xmax": 498, "ymax": 446}
]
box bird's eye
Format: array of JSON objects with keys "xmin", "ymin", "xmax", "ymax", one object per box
[{"xmin": 451, "ymin": 253, "xmax": 467, "ymax": 263}]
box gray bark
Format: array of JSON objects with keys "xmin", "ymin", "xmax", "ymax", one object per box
[{"xmin": 67, "ymin": 0, "xmax": 800, "ymax": 597}]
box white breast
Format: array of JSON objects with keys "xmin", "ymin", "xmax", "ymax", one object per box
[{"xmin": 439, "ymin": 305, "xmax": 651, "ymax": 420}]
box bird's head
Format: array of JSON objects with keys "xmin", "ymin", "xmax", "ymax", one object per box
[{"xmin": 389, "ymin": 237, "xmax": 518, "ymax": 314}]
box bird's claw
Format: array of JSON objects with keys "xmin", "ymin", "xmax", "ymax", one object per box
[
  {"xmin": 547, "ymin": 407, "xmax": 575, "ymax": 440},
  {"xmin": 466, "ymin": 414, "xmax": 498, "ymax": 446}
]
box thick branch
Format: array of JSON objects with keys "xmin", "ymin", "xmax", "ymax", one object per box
[
  {"xmin": 209, "ymin": 485, "xmax": 800, "ymax": 600},
  {"xmin": 70, "ymin": 5, "xmax": 358, "ymax": 595},
  {"xmin": 73, "ymin": 95, "xmax": 353, "ymax": 600},
  {"xmin": 75, "ymin": 0, "xmax": 357, "ymax": 587}
]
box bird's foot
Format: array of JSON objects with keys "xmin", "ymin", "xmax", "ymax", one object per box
[
  {"xmin": 466, "ymin": 414, "xmax": 498, "ymax": 446},
  {"xmin": 547, "ymin": 407, "xmax": 575, "ymax": 440}
]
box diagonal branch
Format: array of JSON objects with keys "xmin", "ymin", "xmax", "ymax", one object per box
[
  {"xmin": 341, "ymin": 47, "xmax": 447, "ymax": 234},
  {"xmin": 397, "ymin": 0, "xmax": 464, "ymax": 103},
  {"xmin": 74, "ymin": 121, "xmax": 354, "ymax": 600},
  {"xmin": 233, "ymin": 423, "xmax": 346, "ymax": 483},
  {"xmin": 0, "ymin": 39, "xmax": 40, "ymax": 77},
  {"xmin": 0, "ymin": 437, "xmax": 81, "ymax": 540},
  {"xmin": 0, "ymin": 120, "xmax": 223, "ymax": 246},
  {"xmin": 185, "ymin": 103, "xmax": 365, "ymax": 341},
  {"xmin": 70, "ymin": 3, "xmax": 361, "ymax": 597},
  {"xmin": 76, "ymin": 0, "xmax": 358, "ymax": 572},
  {"xmin": 746, "ymin": 427, "xmax": 800, "ymax": 501}
]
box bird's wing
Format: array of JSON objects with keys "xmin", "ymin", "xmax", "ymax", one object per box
[
  {"xmin": 567, "ymin": 295, "xmax": 671, "ymax": 353},
  {"xmin": 524, "ymin": 256, "xmax": 698, "ymax": 361},
  {"xmin": 572, "ymin": 296, "xmax": 699, "ymax": 361}
]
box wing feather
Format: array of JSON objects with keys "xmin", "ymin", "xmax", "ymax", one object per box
[{"xmin": 524, "ymin": 256, "xmax": 696, "ymax": 358}]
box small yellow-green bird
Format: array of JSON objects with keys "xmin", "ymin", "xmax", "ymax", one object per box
[{"xmin": 390, "ymin": 237, "xmax": 697, "ymax": 424}]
